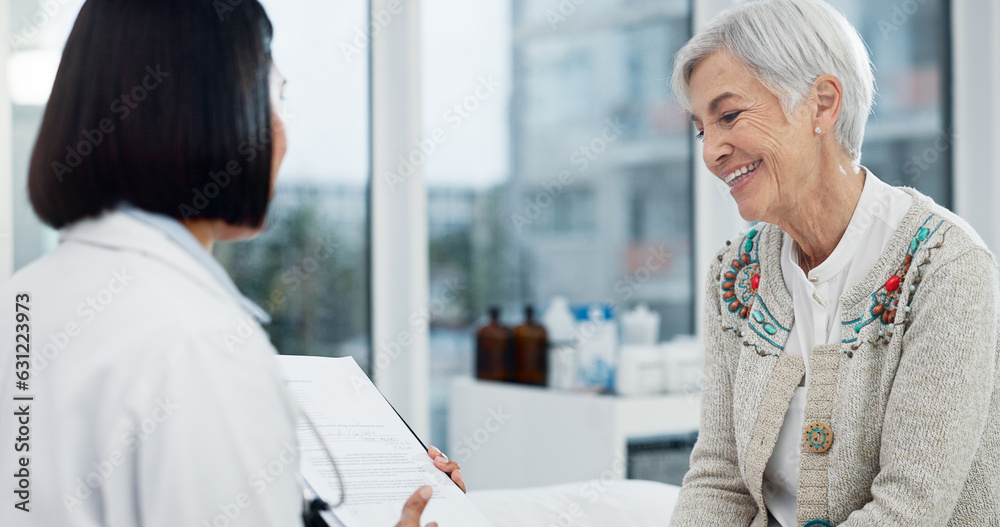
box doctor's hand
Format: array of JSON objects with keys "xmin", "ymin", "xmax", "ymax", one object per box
[
  {"xmin": 428, "ymin": 445, "xmax": 466, "ymax": 493},
  {"xmin": 395, "ymin": 485, "xmax": 436, "ymax": 527}
]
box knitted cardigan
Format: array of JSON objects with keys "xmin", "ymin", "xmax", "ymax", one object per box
[{"xmin": 670, "ymin": 188, "xmax": 1000, "ymax": 527}]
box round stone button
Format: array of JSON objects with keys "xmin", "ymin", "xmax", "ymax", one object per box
[{"xmin": 803, "ymin": 422, "xmax": 834, "ymax": 453}]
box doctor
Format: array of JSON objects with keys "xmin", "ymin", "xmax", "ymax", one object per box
[{"xmin": 0, "ymin": 1, "xmax": 456, "ymax": 526}]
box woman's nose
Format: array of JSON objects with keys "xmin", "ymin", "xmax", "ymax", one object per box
[{"xmin": 701, "ymin": 128, "xmax": 732, "ymax": 172}]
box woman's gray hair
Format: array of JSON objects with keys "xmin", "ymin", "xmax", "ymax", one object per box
[{"xmin": 671, "ymin": 0, "xmax": 875, "ymax": 163}]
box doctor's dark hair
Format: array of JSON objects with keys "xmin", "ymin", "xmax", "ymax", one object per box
[{"xmin": 29, "ymin": 0, "xmax": 276, "ymax": 229}]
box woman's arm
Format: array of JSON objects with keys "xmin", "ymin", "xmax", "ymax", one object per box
[
  {"xmin": 670, "ymin": 248, "xmax": 758, "ymax": 526},
  {"xmin": 841, "ymin": 247, "xmax": 999, "ymax": 525}
]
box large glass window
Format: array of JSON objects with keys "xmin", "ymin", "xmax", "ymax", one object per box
[
  {"xmin": 830, "ymin": 0, "xmax": 952, "ymax": 205},
  {"xmin": 7, "ymin": 0, "xmax": 372, "ymax": 368},
  {"xmin": 213, "ymin": 0, "xmax": 371, "ymax": 367},
  {"xmin": 423, "ymin": 0, "xmax": 696, "ymax": 447},
  {"xmin": 8, "ymin": 0, "xmax": 82, "ymax": 269}
]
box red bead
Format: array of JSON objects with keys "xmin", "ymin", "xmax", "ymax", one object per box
[
  {"xmin": 751, "ymin": 274, "xmax": 760, "ymax": 290},
  {"xmin": 885, "ymin": 275, "xmax": 900, "ymax": 292}
]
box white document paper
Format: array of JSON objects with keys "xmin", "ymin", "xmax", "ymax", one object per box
[{"xmin": 277, "ymin": 355, "xmax": 493, "ymax": 527}]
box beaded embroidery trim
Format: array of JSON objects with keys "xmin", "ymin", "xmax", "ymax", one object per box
[
  {"xmin": 718, "ymin": 226, "xmax": 790, "ymax": 356},
  {"xmin": 840, "ymin": 214, "xmax": 945, "ymax": 357}
]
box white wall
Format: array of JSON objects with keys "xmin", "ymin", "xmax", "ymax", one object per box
[{"xmin": 0, "ymin": 0, "xmax": 13, "ymax": 282}]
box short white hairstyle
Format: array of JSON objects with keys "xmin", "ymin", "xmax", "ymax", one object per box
[{"xmin": 671, "ymin": 0, "xmax": 875, "ymax": 163}]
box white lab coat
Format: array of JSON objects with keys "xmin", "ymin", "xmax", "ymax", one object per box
[{"xmin": 0, "ymin": 211, "xmax": 301, "ymax": 526}]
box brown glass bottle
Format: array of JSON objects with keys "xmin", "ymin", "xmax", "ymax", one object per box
[
  {"xmin": 513, "ymin": 305, "xmax": 548, "ymax": 386},
  {"xmin": 476, "ymin": 307, "xmax": 512, "ymax": 382}
]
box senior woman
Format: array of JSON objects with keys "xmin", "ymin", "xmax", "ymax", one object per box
[{"xmin": 668, "ymin": 1, "xmax": 999, "ymax": 526}]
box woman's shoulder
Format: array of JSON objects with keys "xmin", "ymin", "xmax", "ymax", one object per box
[
  {"xmin": 709, "ymin": 222, "xmax": 783, "ymax": 272},
  {"xmin": 2, "ymin": 234, "xmax": 268, "ymax": 357},
  {"xmin": 704, "ymin": 192, "xmax": 995, "ymax": 277},
  {"xmin": 898, "ymin": 189, "xmax": 997, "ymax": 275},
  {"xmin": 706, "ymin": 223, "xmax": 782, "ymax": 318}
]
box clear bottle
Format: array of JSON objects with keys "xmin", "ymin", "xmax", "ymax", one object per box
[
  {"xmin": 476, "ymin": 307, "xmax": 512, "ymax": 382},
  {"xmin": 513, "ymin": 305, "xmax": 548, "ymax": 386}
]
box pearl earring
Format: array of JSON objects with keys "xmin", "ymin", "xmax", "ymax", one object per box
[{"xmin": 815, "ymin": 127, "xmax": 822, "ymax": 134}]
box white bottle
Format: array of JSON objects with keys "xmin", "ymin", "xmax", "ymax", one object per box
[
  {"xmin": 576, "ymin": 305, "xmax": 618, "ymax": 392},
  {"xmin": 543, "ymin": 297, "xmax": 577, "ymax": 390},
  {"xmin": 620, "ymin": 303, "xmax": 661, "ymax": 345},
  {"xmin": 617, "ymin": 304, "xmax": 665, "ymax": 395}
]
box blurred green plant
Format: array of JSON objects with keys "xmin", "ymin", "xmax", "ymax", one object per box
[{"xmin": 214, "ymin": 186, "xmax": 367, "ymax": 358}]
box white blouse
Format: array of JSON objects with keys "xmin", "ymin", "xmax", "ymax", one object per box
[{"xmin": 762, "ymin": 170, "xmax": 913, "ymax": 526}]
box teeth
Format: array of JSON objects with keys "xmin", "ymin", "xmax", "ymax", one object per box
[{"xmin": 724, "ymin": 160, "xmax": 760, "ymax": 186}]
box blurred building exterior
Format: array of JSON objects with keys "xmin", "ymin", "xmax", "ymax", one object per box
[{"xmin": 504, "ymin": 0, "xmax": 695, "ymax": 339}]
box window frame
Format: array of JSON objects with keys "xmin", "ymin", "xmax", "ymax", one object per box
[
  {"xmin": 369, "ymin": 0, "xmax": 431, "ymax": 438},
  {"xmin": 952, "ymin": 0, "xmax": 1000, "ymax": 253}
]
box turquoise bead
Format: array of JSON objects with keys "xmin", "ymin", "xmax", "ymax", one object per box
[
  {"xmin": 917, "ymin": 227, "xmax": 929, "ymax": 240},
  {"xmin": 747, "ymin": 228, "xmax": 758, "ymax": 239},
  {"xmin": 744, "ymin": 239, "xmax": 754, "ymax": 252},
  {"xmin": 854, "ymin": 321, "xmax": 864, "ymax": 333},
  {"xmin": 910, "ymin": 238, "xmax": 919, "ymax": 252},
  {"xmin": 763, "ymin": 323, "xmax": 777, "ymax": 335},
  {"xmin": 752, "ymin": 311, "xmax": 764, "ymax": 323}
]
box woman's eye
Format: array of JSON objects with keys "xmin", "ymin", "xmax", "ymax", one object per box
[
  {"xmin": 721, "ymin": 111, "xmax": 742, "ymax": 124},
  {"xmin": 695, "ymin": 130, "xmax": 704, "ymax": 141}
]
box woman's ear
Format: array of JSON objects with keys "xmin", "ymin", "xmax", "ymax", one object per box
[{"xmin": 813, "ymin": 74, "xmax": 843, "ymax": 134}]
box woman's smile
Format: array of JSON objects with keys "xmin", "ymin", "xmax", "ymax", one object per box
[{"xmin": 723, "ymin": 159, "xmax": 761, "ymax": 189}]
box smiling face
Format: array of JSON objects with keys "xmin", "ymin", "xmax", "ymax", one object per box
[{"xmin": 688, "ymin": 50, "xmax": 822, "ymax": 223}]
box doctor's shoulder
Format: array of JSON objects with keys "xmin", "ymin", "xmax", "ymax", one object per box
[{"xmin": 2, "ymin": 238, "xmax": 273, "ymax": 359}]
